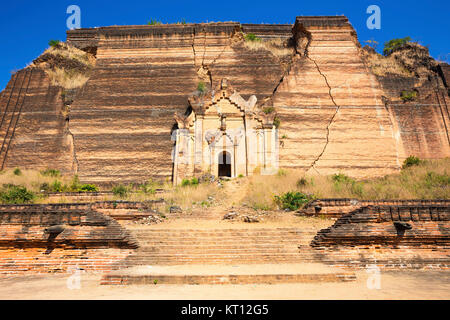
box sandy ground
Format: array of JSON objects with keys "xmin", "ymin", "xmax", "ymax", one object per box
[
  {"xmin": 0, "ymin": 270, "xmax": 448, "ymax": 300},
  {"xmin": 106, "ymin": 263, "xmax": 349, "ymax": 276}
]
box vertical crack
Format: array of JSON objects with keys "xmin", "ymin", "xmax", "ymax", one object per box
[
  {"xmin": 305, "ymin": 56, "xmax": 341, "ymax": 174},
  {"xmin": 191, "ymin": 27, "xmax": 197, "ymax": 67}
]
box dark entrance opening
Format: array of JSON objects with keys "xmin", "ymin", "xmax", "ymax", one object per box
[{"xmin": 218, "ymin": 151, "xmax": 231, "ymax": 177}]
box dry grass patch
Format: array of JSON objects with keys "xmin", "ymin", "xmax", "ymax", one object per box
[
  {"xmin": 242, "ymin": 169, "xmax": 306, "ymax": 210},
  {"xmin": 360, "ymin": 48, "xmax": 412, "ymax": 77},
  {"xmin": 298, "ymin": 158, "xmax": 450, "ymax": 200},
  {"xmin": 0, "ymin": 169, "xmax": 72, "ymax": 193},
  {"xmin": 45, "ymin": 67, "xmax": 91, "ymax": 89},
  {"xmin": 241, "ymin": 158, "xmax": 449, "ymax": 210},
  {"xmin": 244, "ymin": 38, "xmax": 294, "ymax": 58},
  {"xmin": 31, "ymin": 42, "xmax": 95, "ymax": 89},
  {"xmin": 164, "ymin": 182, "xmax": 219, "ymax": 211}
]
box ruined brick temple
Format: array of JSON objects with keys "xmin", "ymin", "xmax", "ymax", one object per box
[{"xmin": 1, "ymin": 16, "xmax": 449, "ymax": 185}]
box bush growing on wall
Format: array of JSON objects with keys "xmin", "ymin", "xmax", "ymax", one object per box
[
  {"xmin": 0, "ymin": 185, "xmax": 34, "ymax": 204},
  {"xmin": 400, "ymin": 90, "xmax": 417, "ymax": 102},
  {"xmin": 274, "ymin": 191, "xmax": 312, "ymax": 211},
  {"xmin": 402, "ymin": 156, "xmax": 421, "ymax": 169},
  {"xmin": 383, "ymin": 37, "xmax": 411, "ymax": 55},
  {"xmin": 244, "ymin": 33, "xmax": 261, "ymax": 42},
  {"xmin": 48, "ymin": 40, "xmax": 61, "ymax": 47},
  {"xmin": 112, "ymin": 185, "xmax": 128, "ymax": 197},
  {"xmin": 41, "ymin": 169, "xmax": 60, "ymax": 177}
]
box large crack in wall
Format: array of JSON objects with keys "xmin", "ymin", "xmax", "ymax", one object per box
[{"xmin": 305, "ymin": 56, "xmax": 341, "ymax": 174}]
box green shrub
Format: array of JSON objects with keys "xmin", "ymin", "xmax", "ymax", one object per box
[
  {"xmin": 48, "ymin": 40, "xmax": 61, "ymax": 47},
  {"xmin": 13, "ymin": 168, "xmax": 21, "ymax": 176},
  {"xmin": 332, "ymin": 173, "xmax": 354, "ymax": 184},
  {"xmin": 263, "ymin": 106, "xmax": 275, "ymax": 114},
  {"xmin": 181, "ymin": 179, "xmax": 190, "ymax": 187},
  {"xmin": 197, "ymin": 81, "xmax": 206, "ymax": 93},
  {"xmin": 112, "ymin": 185, "xmax": 128, "ymax": 197},
  {"xmin": 277, "ymin": 169, "xmax": 287, "ymax": 176},
  {"xmin": 244, "ymin": 33, "xmax": 261, "ymax": 42},
  {"xmin": 400, "ymin": 90, "xmax": 417, "ymax": 102},
  {"xmin": 274, "ymin": 191, "xmax": 312, "ymax": 211},
  {"xmin": 0, "ymin": 185, "xmax": 34, "ymax": 204},
  {"xmin": 273, "ymin": 117, "xmax": 280, "ymax": 128},
  {"xmin": 190, "ymin": 177, "xmax": 199, "ymax": 185},
  {"xmin": 70, "ymin": 175, "xmax": 81, "ymax": 191},
  {"xmin": 423, "ymin": 171, "xmax": 450, "ymax": 188},
  {"xmin": 41, "ymin": 169, "xmax": 60, "ymax": 177},
  {"xmin": 297, "ymin": 177, "xmax": 308, "ymax": 187},
  {"xmin": 383, "ymin": 37, "xmax": 411, "ymax": 56},
  {"xmin": 402, "ymin": 156, "xmax": 421, "ymax": 169},
  {"xmin": 78, "ymin": 184, "xmax": 99, "ymax": 192},
  {"xmin": 238, "ymin": 174, "xmax": 244, "ymax": 178},
  {"xmin": 137, "ymin": 179, "xmax": 160, "ymax": 194},
  {"xmin": 51, "ymin": 180, "xmax": 63, "ymax": 192},
  {"xmin": 147, "ymin": 19, "xmax": 162, "ymax": 25}
]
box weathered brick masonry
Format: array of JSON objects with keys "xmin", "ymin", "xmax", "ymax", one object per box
[
  {"xmin": 311, "ymin": 205, "xmax": 450, "ymax": 269},
  {"xmin": 0, "ymin": 16, "xmax": 448, "ymax": 183},
  {"xmin": 0, "ymin": 202, "xmax": 146, "ymax": 275}
]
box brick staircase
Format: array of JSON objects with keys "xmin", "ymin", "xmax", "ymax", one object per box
[{"xmin": 101, "ymin": 227, "xmax": 356, "ymax": 285}]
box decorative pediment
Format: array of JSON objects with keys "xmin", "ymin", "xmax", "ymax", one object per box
[
  {"xmin": 188, "ymin": 79, "xmax": 259, "ymax": 116},
  {"xmin": 174, "ymin": 110, "xmax": 195, "ymax": 129}
]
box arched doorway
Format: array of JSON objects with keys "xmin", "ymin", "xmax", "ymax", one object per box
[{"xmin": 218, "ymin": 151, "xmax": 231, "ymax": 177}]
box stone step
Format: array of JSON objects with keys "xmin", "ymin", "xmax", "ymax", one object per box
[
  {"xmin": 135, "ymin": 247, "xmax": 301, "ymax": 253},
  {"xmin": 101, "ymin": 263, "xmax": 356, "ymax": 285}
]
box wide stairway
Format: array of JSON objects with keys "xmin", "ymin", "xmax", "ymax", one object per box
[{"xmin": 101, "ymin": 227, "xmax": 356, "ymax": 285}]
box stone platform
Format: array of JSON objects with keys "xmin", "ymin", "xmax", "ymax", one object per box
[{"xmin": 101, "ymin": 263, "xmax": 356, "ymax": 285}]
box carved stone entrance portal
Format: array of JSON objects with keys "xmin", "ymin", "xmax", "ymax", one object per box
[{"xmin": 172, "ymin": 79, "xmax": 279, "ymax": 185}]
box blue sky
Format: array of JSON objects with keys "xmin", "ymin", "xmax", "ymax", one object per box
[{"xmin": 0, "ymin": 0, "xmax": 449, "ymax": 90}]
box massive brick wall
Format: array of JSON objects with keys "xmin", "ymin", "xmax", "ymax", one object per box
[
  {"xmin": 310, "ymin": 204, "xmax": 450, "ymax": 268},
  {"xmin": 68, "ymin": 23, "xmax": 289, "ymax": 184},
  {"xmin": 378, "ymin": 73, "xmax": 450, "ymax": 160},
  {"xmin": 0, "ymin": 68, "xmax": 73, "ymax": 173},
  {"xmin": 0, "ymin": 16, "xmax": 448, "ymax": 183},
  {"xmin": 274, "ymin": 17, "xmax": 400, "ymax": 177},
  {"xmin": 0, "ymin": 203, "xmax": 137, "ymax": 274}
]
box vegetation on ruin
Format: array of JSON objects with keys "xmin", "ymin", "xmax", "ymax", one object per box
[
  {"xmin": 400, "ymin": 90, "xmax": 418, "ymax": 102},
  {"xmin": 274, "ymin": 191, "xmax": 313, "ymax": 211},
  {"xmin": 0, "ymin": 157, "xmax": 447, "ymax": 206},
  {"xmin": 262, "ymin": 106, "xmax": 275, "ymax": 114},
  {"xmin": 31, "ymin": 42, "xmax": 95, "ymax": 89},
  {"xmin": 0, "ymin": 184, "xmax": 34, "ymax": 204},
  {"xmin": 197, "ymin": 81, "xmax": 206, "ymax": 94},
  {"xmin": 112, "ymin": 185, "xmax": 128, "ymax": 198},
  {"xmin": 40, "ymin": 169, "xmax": 60, "ymax": 177},
  {"xmin": 244, "ymin": 33, "xmax": 261, "ymax": 42},
  {"xmin": 360, "ymin": 46, "xmax": 412, "ymax": 77},
  {"xmin": 242, "ymin": 158, "xmax": 450, "ymax": 211},
  {"xmin": 243, "ymin": 37, "xmax": 294, "ymax": 58},
  {"xmin": 147, "ymin": 19, "xmax": 162, "ymax": 25},
  {"xmin": 402, "ymin": 155, "xmax": 422, "ymax": 169},
  {"xmin": 383, "ymin": 37, "xmax": 412, "ymax": 56},
  {"xmin": 273, "ymin": 117, "xmax": 280, "ymax": 128},
  {"xmin": 48, "ymin": 40, "xmax": 61, "ymax": 47}
]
